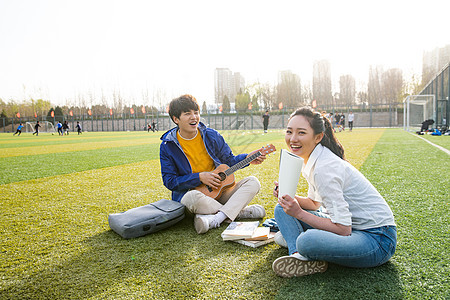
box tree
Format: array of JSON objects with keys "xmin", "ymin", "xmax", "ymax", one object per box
[
  {"xmin": 277, "ymin": 70, "xmax": 302, "ymax": 108},
  {"xmin": 339, "ymin": 75, "xmax": 356, "ymax": 108},
  {"xmin": 47, "ymin": 107, "xmax": 55, "ymax": 121},
  {"xmin": 381, "ymin": 68, "xmax": 403, "ymax": 105},
  {"xmin": 251, "ymin": 94, "xmax": 260, "ymax": 111},
  {"xmin": 54, "ymin": 106, "xmax": 64, "ymax": 122},
  {"xmin": 368, "ymin": 65, "xmax": 383, "ymax": 106},
  {"xmin": 222, "ymin": 95, "xmax": 230, "ymax": 113},
  {"xmin": 113, "ymin": 89, "xmax": 123, "ymax": 113},
  {"xmin": 249, "ymin": 82, "xmax": 275, "ymax": 110},
  {"xmin": 403, "ymin": 73, "xmax": 422, "ymax": 97},
  {"xmin": 1, "ymin": 109, "xmax": 9, "ymax": 126},
  {"xmin": 313, "ymin": 60, "xmax": 332, "ymax": 107},
  {"xmin": 235, "ymin": 92, "xmax": 250, "ymax": 112},
  {"xmin": 357, "ymin": 91, "xmax": 368, "ymax": 106},
  {"xmin": 91, "ymin": 104, "xmax": 109, "ymax": 115}
]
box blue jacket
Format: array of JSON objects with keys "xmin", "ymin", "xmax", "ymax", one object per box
[{"xmin": 160, "ymin": 122, "xmax": 248, "ymax": 202}]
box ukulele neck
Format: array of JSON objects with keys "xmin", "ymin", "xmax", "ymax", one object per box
[{"xmin": 224, "ymin": 151, "xmax": 261, "ymax": 176}]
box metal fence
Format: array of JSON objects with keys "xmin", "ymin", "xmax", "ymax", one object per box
[
  {"xmin": 419, "ymin": 62, "xmax": 449, "ymax": 128},
  {"xmin": 2, "ymin": 103, "xmax": 407, "ymax": 133}
]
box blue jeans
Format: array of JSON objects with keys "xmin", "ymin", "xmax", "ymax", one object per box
[{"xmin": 274, "ymin": 204, "xmax": 397, "ymax": 268}]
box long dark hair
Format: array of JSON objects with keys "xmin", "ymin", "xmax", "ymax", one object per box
[{"xmin": 288, "ymin": 107, "xmax": 345, "ymax": 160}]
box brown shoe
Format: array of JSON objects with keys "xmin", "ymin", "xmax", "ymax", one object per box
[{"xmin": 272, "ymin": 254, "xmax": 328, "ymax": 278}]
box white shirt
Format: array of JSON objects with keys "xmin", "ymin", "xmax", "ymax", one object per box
[
  {"xmin": 302, "ymin": 144, "xmax": 395, "ymax": 230},
  {"xmin": 348, "ymin": 113, "xmax": 354, "ymax": 122}
]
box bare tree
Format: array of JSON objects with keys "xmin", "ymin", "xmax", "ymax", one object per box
[
  {"xmin": 313, "ymin": 60, "xmax": 332, "ymax": 107},
  {"xmin": 339, "ymin": 74, "xmax": 356, "ymax": 109},
  {"xmin": 277, "ymin": 70, "xmax": 303, "ymax": 109},
  {"xmin": 113, "ymin": 88, "xmax": 124, "ymax": 113},
  {"xmin": 381, "ymin": 68, "xmax": 403, "ymax": 105},
  {"xmin": 368, "ymin": 65, "xmax": 383, "ymax": 106},
  {"xmin": 153, "ymin": 88, "xmax": 167, "ymax": 112}
]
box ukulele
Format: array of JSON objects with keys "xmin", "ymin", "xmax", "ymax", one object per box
[{"xmin": 195, "ymin": 144, "xmax": 276, "ymax": 199}]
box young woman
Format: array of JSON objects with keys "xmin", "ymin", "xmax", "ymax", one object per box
[{"xmin": 272, "ymin": 107, "xmax": 396, "ymax": 277}]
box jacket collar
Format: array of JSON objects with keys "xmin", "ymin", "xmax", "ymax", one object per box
[{"xmin": 160, "ymin": 122, "xmax": 207, "ymax": 143}]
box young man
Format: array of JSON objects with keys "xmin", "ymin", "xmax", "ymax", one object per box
[
  {"xmin": 160, "ymin": 95, "xmax": 267, "ymax": 234},
  {"xmin": 348, "ymin": 111, "xmax": 354, "ymax": 131},
  {"xmin": 57, "ymin": 121, "xmax": 63, "ymax": 135},
  {"xmin": 340, "ymin": 112, "xmax": 345, "ymax": 131},
  {"xmin": 32, "ymin": 121, "xmax": 41, "ymax": 136},
  {"xmin": 13, "ymin": 123, "xmax": 24, "ymax": 136},
  {"xmin": 76, "ymin": 122, "xmax": 82, "ymax": 135},
  {"xmin": 262, "ymin": 110, "xmax": 270, "ymax": 133},
  {"xmin": 62, "ymin": 121, "xmax": 69, "ymax": 135}
]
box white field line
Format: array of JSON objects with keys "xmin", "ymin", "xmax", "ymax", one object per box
[{"xmin": 410, "ymin": 133, "xmax": 450, "ymax": 155}]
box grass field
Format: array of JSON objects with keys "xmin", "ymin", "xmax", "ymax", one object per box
[{"xmin": 1, "ymin": 129, "xmax": 449, "ymax": 299}]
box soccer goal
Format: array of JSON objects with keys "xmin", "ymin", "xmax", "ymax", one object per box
[
  {"xmin": 25, "ymin": 121, "xmax": 57, "ymax": 133},
  {"xmin": 403, "ymin": 95, "xmax": 436, "ymax": 132}
]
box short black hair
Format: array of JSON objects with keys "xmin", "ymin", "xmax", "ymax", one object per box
[{"xmin": 169, "ymin": 94, "xmax": 200, "ymax": 123}]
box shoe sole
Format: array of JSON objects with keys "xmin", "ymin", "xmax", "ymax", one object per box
[
  {"xmin": 194, "ymin": 217, "xmax": 208, "ymax": 234},
  {"xmin": 272, "ymin": 257, "xmax": 328, "ymax": 278}
]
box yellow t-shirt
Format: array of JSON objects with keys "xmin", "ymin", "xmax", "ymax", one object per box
[{"xmin": 177, "ymin": 129, "xmax": 215, "ymax": 173}]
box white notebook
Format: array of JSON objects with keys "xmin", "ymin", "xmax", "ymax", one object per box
[{"xmin": 278, "ymin": 149, "xmax": 304, "ymax": 199}]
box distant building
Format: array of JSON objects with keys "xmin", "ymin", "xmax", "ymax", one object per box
[
  {"xmin": 214, "ymin": 68, "xmax": 245, "ymax": 104},
  {"xmin": 422, "ymin": 44, "xmax": 450, "ymax": 84}
]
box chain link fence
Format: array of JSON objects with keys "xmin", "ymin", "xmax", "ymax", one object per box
[{"xmin": 2, "ymin": 103, "xmax": 406, "ymax": 133}]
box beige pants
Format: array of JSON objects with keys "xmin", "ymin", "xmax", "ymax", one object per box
[{"xmin": 181, "ymin": 176, "xmax": 260, "ymax": 221}]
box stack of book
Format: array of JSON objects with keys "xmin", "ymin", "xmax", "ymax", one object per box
[{"xmin": 221, "ymin": 221, "xmax": 276, "ymax": 248}]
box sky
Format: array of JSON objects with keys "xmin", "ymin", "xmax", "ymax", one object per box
[{"xmin": 0, "ymin": 0, "xmax": 449, "ymax": 107}]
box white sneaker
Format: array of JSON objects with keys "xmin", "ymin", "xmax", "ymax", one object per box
[
  {"xmin": 274, "ymin": 231, "xmax": 288, "ymax": 248},
  {"xmin": 194, "ymin": 214, "xmax": 219, "ymax": 234},
  {"xmin": 236, "ymin": 204, "xmax": 266, "ymax": 219},
  {"xmin": 291, "ymin": 252, "xmax": 311, "ymax": 261},
  {"xmin": 272, "ymin": 253, "xmax": 328, "ymax": 278}
]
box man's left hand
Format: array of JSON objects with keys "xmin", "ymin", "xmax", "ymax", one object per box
[{"xmin": 248, "ymin": 148, "xmax": 266, "ymax": 165}]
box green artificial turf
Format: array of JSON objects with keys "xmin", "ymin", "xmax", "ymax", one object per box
[
  {"xmin": 412, "ymin": 132, "xmax": 450, "ymax": 150},
  {"xmin": 1, "ymin": 129, "xmax": 448, "ymax": 299}
]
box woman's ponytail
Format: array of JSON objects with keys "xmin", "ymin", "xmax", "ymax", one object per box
[
  {"xmin": 288, "ymin": 107, "xmax": 346, "ymax": 160},
  {"xmin": 321, "ymin": 116, "xmax": 345, "ymax": 160}
]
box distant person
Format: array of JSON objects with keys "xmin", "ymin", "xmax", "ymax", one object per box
[
  {"xmin": 262, "ymin": 110, "xmax": 270, "ymax": 133},
  {"xmin": 335, "ymin": 113, "xmax": 341, "ymax": 130},
  {"xmin": 76, "ymin": 122, "xmax": 82, "ymax": 135},
  {"xmin": 147, "ymin": 123, "xmax": 152, "ymax": 132},
  {"xmin": 348, "ymin": 111, "xmax": 354, "ymax": 131},
  {"xmin": 328, "ymin": 113, "xmax": 336, "ymax": 132},
  {"xmin": 272, "ymin": 107, "xmax": 396, "ymax": 278},
  {"xmin": 340, "ymin": 113, "xmax": 345, "ymax": 131},
  {"xmin": 57, "ymin": 121, "xmax": 63, "ymax": 135},
  {"xmin": 62, "ymin": 121, "xmax": 69, "ymax": 135},
  {"xmin": 151, "ymin": 120, "xmax": 157, "ymax": 132},
  {"xmin": 421, "ymin": 119, "xmax": 434, "ymax": 132},
  {"xmin": 13, "ymin": 123, "xmax": 23, "ymax": 136},
  {"xmin": 32, "ymin": 121, "xmax": 41, "ymax": 136}
]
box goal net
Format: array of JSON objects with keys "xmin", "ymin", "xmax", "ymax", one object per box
[
  {"xmin": 25, "ymin": 121, "xmax": 57, "ymax": 133},
  {"xmin": 403, "ymin": 95, "xmax": 435, "ymax": 132}
]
